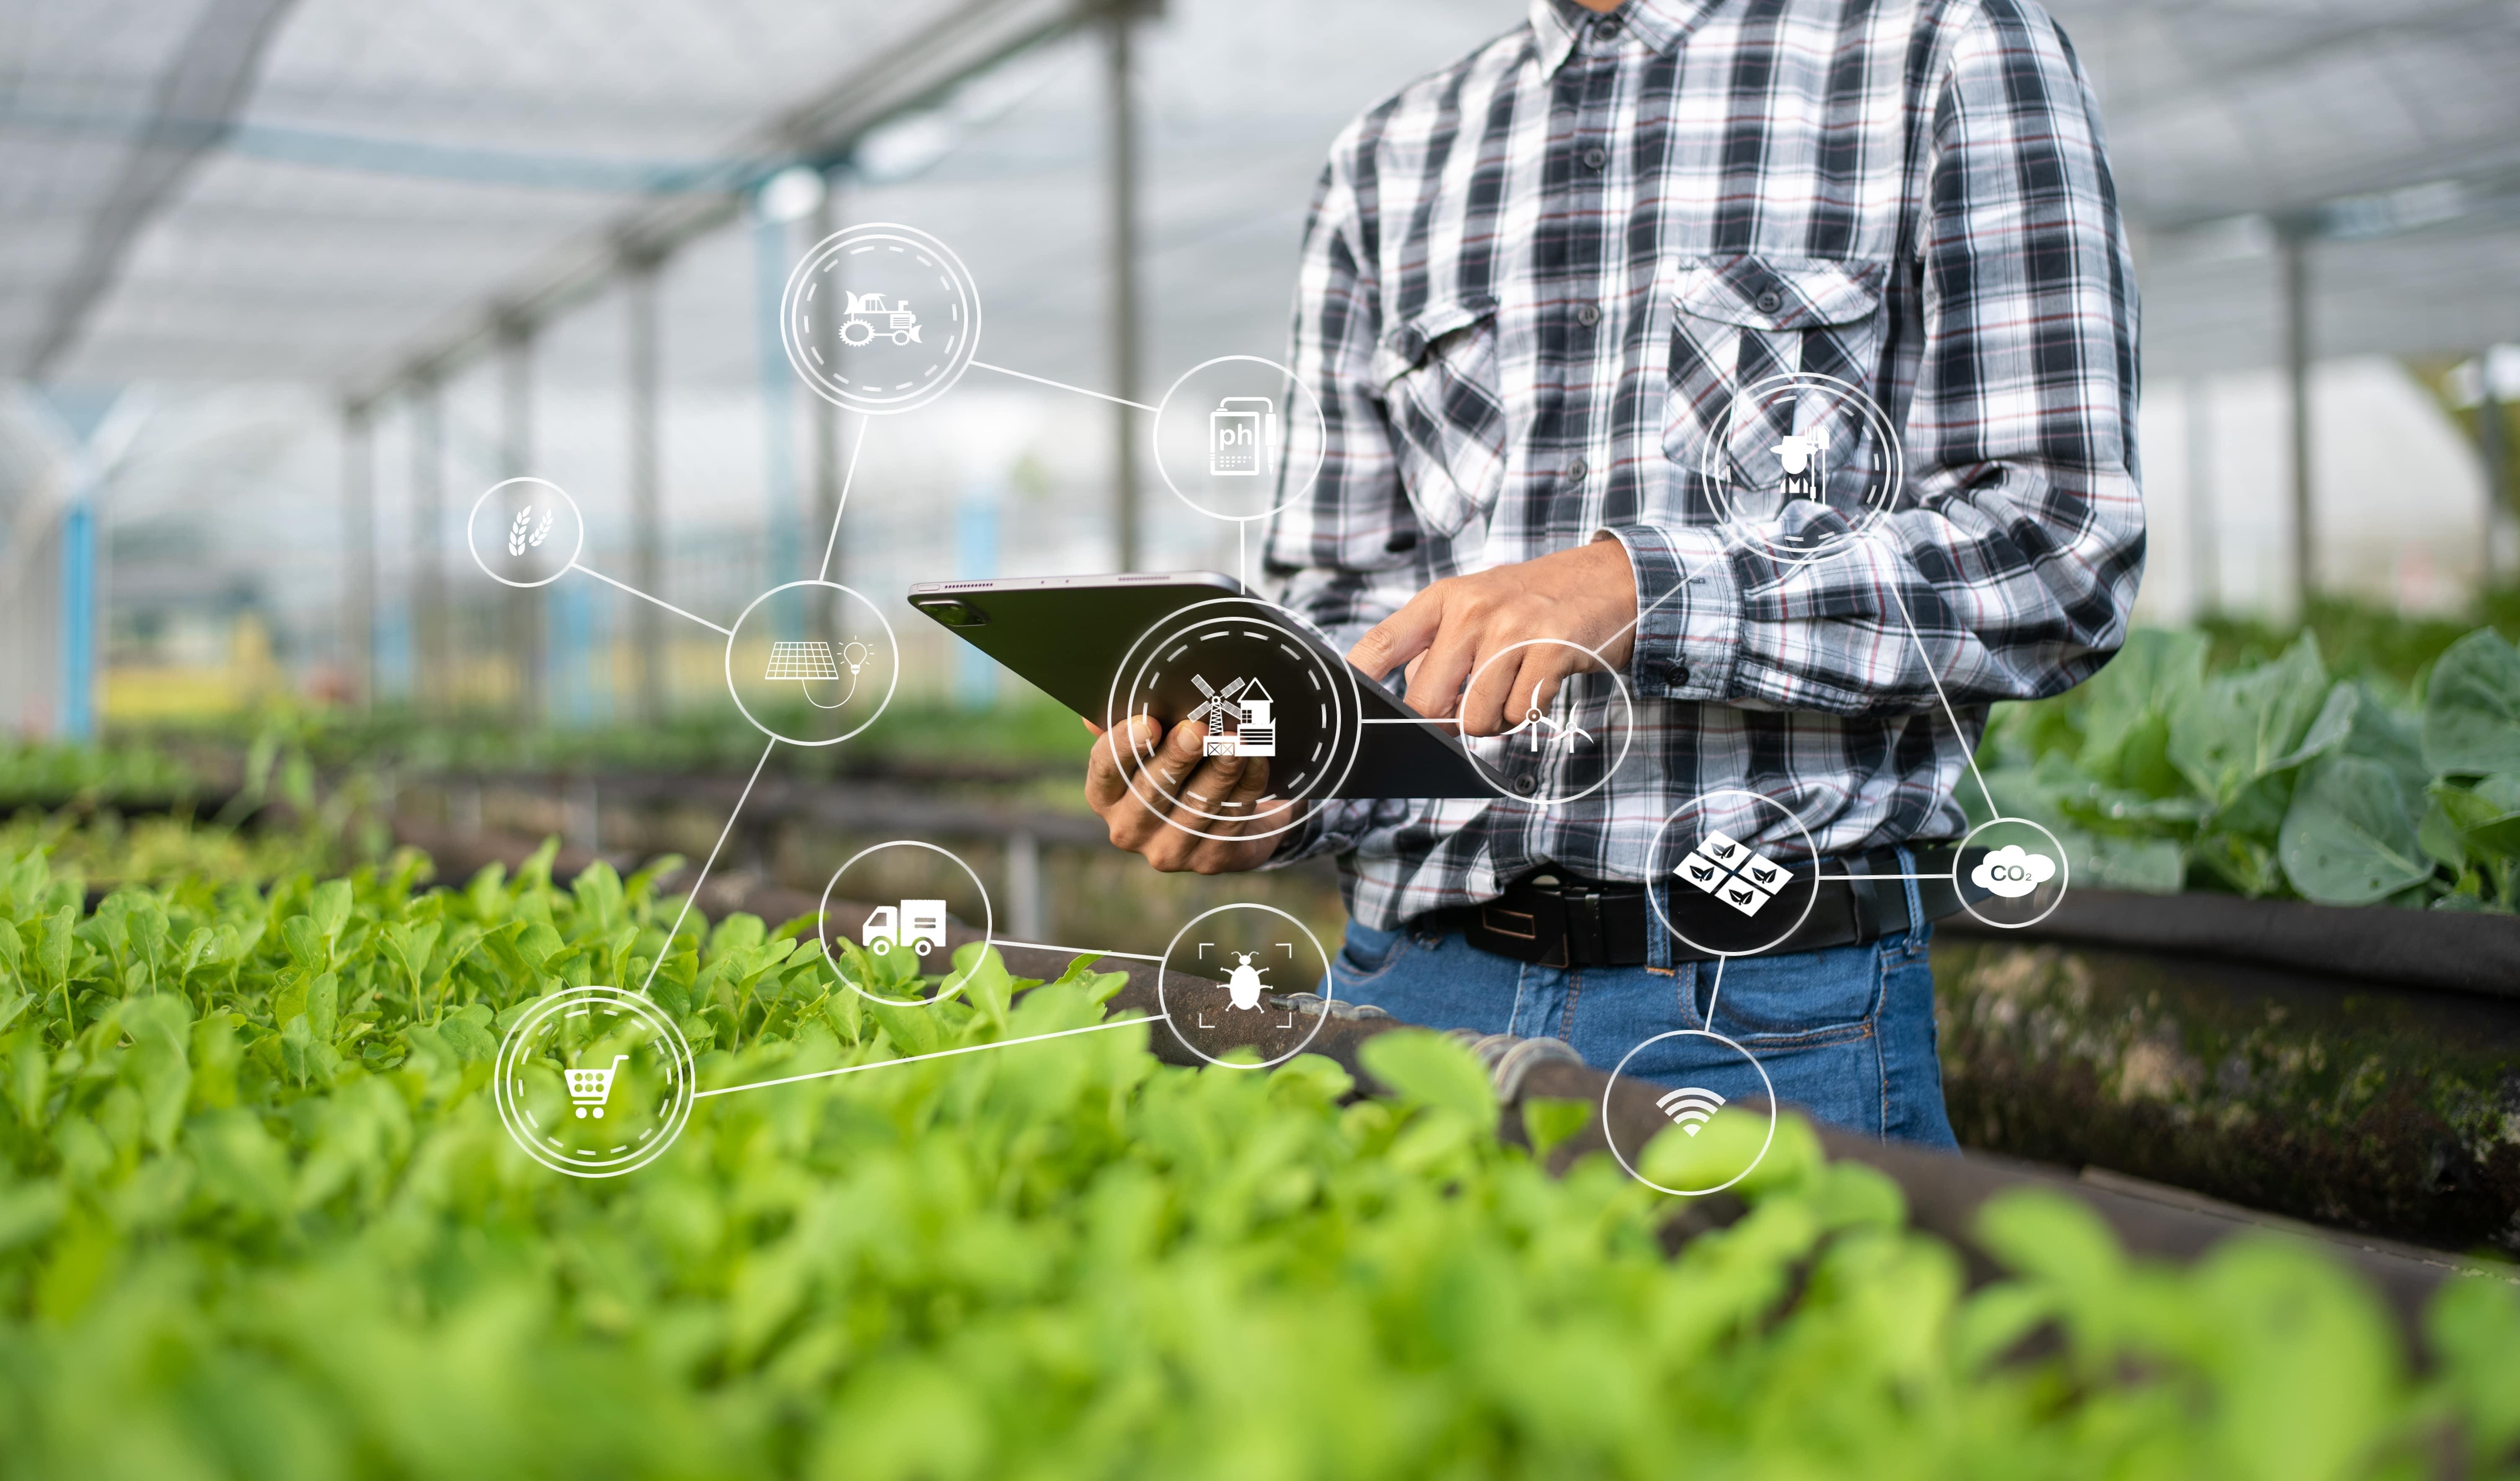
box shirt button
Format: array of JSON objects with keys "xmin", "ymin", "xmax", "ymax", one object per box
[
  {"xmin": 1754, "ymin": 289, "xmax": 1783, "ymax": 313},
  {"xmin": 1566, "ymin": 458, "xmax": 1589, "ymax": 482},
  {"xmin": 1594, "ymin": 16, "xmax": 1622, "ymax": 37},
  {"xmin": 1582, "ymin": 146, "xmax": 1608, "ymax": 171},
  {"xmin": 1574, "ymin": 302, "xmax": 1602, "ymax": 326},
  {"xmin": 1666, "ymin": 662, "xmax": 1692, "ymax": 689}
]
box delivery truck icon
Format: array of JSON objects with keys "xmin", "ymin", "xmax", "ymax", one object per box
[
  {"xmin": 1208, "ymin": 396, "xmax": 1279, "ymax": 477},
  {"xmin": 861, "ymin": 899, "xmax": 949, "ymax": 959}
]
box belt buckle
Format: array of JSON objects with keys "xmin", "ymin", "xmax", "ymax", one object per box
[{"xmin": 1478, "ymin": 902, "xmax": 1539, "ymax": 941}]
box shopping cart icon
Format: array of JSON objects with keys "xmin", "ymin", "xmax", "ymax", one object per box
[{"xmin": 567, "ymin": 1054, "xmax": 628, "ymax": 1119}]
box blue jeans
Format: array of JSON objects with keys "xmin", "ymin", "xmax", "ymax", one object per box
[{"xmin": 1323, "ymin": 915, "xmax": 1957, "ymax": 1148}]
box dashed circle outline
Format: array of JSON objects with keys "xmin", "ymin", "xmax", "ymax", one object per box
[
  {"xmin": 493, "ymin": 985, "xmax": 695, "ymax": 1179},
  {"xmin": 1644, "ymin": 788, "xmax": 1825, "ymax": 960},
  {"xmin": 1455, "ymin": 637, "xmax": 1639, "ymax": 807},
  {"xmin": 778, "ymin": 222, "xmax": 981, "ymax": 415},
  {"xmin": 1150, "ymin": 354, "xmax": 1330, "ymax": 524},
  {"xmin": 724, "ymin": 579, "xmax": 901, "ymax": 747},
  {"xmin": 816, "ymin": 839, "xmax": 996, "ymax": 1008},
  {"xmin": 1954, "ymin": 815, "xmax": 2072, "ymax": 930},
  {"xmin": 467, "ymin": 477, "xmax": 586, "ymax": 589},
  {"xmin": 1102, "ymin": 596, "xmax": 1363, "ymax": 844},
  {"xmin": 1157, "ymin": 902, "xmax": 1336, "ymax": 1070},
  {"xmin": 1699, "ymin": 370, "xmax": 1903, "ymax": 571},
  {"xmin": 1600, "ymin": 1027, "xmax": 1778, "ymax": 1198}
]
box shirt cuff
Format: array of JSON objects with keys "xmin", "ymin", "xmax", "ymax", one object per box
[{"xmin": 1598, "ymin": 525, "xmax": 1741, "ymax": 702}]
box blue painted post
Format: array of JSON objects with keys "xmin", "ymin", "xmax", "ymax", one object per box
[{"xmin": 59, "ymin": 500, "xmax": 95, "ymax": 741}]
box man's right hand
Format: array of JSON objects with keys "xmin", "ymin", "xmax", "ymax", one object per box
[{"xmin": 1083, "ymin": 716, "xmax": 1294, "ymax": 874}]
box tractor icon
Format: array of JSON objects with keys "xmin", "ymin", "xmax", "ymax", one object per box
[{"xmin": 839, "ymin": 291, "xmax": 923, "ymax": 347}]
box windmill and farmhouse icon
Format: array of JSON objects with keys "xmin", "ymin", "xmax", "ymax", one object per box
[{"xmin": 1187, "ymin": 675, "xmax": 1276, "ymax": 759}]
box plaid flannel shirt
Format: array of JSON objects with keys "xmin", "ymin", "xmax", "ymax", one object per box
[{"xmin": 1261, "ymin": 0, "xmax": 2144, "ymax": 930}]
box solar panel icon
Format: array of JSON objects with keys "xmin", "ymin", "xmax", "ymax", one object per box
[{"xmin": 765, "ymin": 641, "xmax": 842, "ymax": 681}]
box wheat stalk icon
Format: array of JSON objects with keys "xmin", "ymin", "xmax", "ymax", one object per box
[{"xmin": 507, "ymin": 506, "xmax": 554, "ymax": 556}]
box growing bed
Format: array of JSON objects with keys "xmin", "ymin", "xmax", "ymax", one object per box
[{"xmin": 3, "ymin": 842, "xmax": 2517, "ymax": 1478}]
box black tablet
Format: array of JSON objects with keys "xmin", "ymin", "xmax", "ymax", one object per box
[{"xmin": 907, "ymin": 572, "xmax": 1492, "ymax": 799}]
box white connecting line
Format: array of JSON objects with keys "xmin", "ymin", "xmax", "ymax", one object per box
[
  {"xmin": 570, "ymin": 560, "xmax": 734, "ymax": 637},
  {"xmin": 970, "ymin": 359, "xmax": 1158, "ymax": 413},
  {"xmin": 819, "ymin": 414, "xmax": 868, "ymax": 584},
  {"xmin": 639, "ymin": 738, "xmax": 779, "ymax": 994},
  {"xmin": 694, "ymin": 1012, "xmax": 1167, "ymax": 1099}
]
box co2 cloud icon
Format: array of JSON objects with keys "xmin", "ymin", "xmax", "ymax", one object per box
[{"xmin": 1970, "ymin": 843, "xmax": 2058, "ymax": 900}]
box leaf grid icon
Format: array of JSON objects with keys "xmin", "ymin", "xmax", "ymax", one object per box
[{"xmin": 1676, "ymin": 829, "xmax": 1790, "ymax": 918}]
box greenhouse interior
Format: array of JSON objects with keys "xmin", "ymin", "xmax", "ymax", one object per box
[{"xmin": 4, "ymin": 0, "xmax": 2520, "ymax": 1472}]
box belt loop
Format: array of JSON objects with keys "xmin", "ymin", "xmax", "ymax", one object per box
[
  {"xmin": 1846, "ymin": 858, "xmax": 1882, "ymax": 943},
  {"xmin": 1897, "ymin": 844, "xmax": 1927, "ymax": 948}
]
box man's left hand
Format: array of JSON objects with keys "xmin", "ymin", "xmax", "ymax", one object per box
[{"xmin": 1346, "ymin": 537, "xmax": 1639, "ymax": 737}]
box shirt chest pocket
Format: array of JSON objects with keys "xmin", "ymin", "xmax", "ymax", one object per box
[
  {"xmin": 1375, "ymin": 295, "xmax": 1507, "ymax": 540},
  {"xmin": 1658, "ymin": 255, "xmax": 1892, "ymax": 488}
]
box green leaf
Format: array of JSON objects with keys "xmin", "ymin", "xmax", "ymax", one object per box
[
  {"xmin": 2432, "ymin": 773, "xmax": 2520, "ymax": 861},
  {"xmin": 2169, "ymin": 635, "xmax": 2336, "ymax": 807},
  {"xmin": 307, "ymin": 971, "xmax": 339, "ymax": 1045},
  {"xmin": 2279, "ymin": 755, "xmax": 2435, "ymax": 905},
  {"xmin": 1520, "ymin": 1096, "xmax": 1591, "ymax": 1159},
  {"xmin": 308, "ymin": 878, "xmax": 352, "ymax": 942},
  {"xmin": 2078, "ymin": 628, "xmax": 2204, "ymax": 791},
  {"xmin": 2422, "ymin": 628, "xmax": 2520, "ymax": 775},
  {"xmin": 1357, "ymin": 1029, "xmax": 1495, "ymax": 1126}
]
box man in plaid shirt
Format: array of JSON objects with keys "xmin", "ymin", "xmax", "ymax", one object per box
[{"xmin": 1085, "ymin": 0, "xmax": 2141, "ymax": 1145}]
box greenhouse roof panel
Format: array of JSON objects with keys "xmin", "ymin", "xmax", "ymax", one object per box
[{"xmin": 5, "ymin": 0, "xmax": 2519, "ymax": 388}]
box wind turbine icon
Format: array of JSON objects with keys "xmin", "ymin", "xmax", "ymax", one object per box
[
  {"xmin": 1502, "ymin": 703, "xmax": 1592, "ymax": 756},
  {"xmin": 1188, "ymin": 674, "xmax": 1253, "ymax": 757}
]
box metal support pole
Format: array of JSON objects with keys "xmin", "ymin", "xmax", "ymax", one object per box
[
  {"xmin": 2186, "ymin": 376, "xmax": 2219, "ymax": 618},
  {"xmin": 2279, "ymin": 225, "xmax": 2314, "ymax": 615},
  {"xmin": 2478, "ymin": 352, "xmax": 2507, "ymax": 594},
  {"xmin": 59, "ymin": 499, "xmax": 95, "ymax": 742},
  {"xmin": 1006, "ymin": 829, "xmax": 1044, "ymax": 941},
  {"xmin": 410, "ymin": 380, "xmax": 446, "ymax": 706},
  {"xmin": 809, "ymin": 181, "xmax": 843, "ymax": 589},
  {"xmin": 1104, "ymin": 4, "xmax": 1144, "ymax": 573},
  {"xmin": 499, "ymin": 320, "xmax": 543, "ymax": 722},
  {"xmin": 627, "ymin": 261, "xmax": 666, "ymax": 720},
  {"xmin": 341, "ymin": 400, "xmax": 375, "ymax": 710}
]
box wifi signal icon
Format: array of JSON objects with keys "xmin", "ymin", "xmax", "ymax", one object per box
[{"xmin": 1655, "ymin": 1086, "xmax": 1726, "ymax": 1136}]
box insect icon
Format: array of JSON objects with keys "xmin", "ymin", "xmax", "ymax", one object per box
[{"xmin": 1223, "ymin": 952, "xmax": 1270, "ymax": 1011}]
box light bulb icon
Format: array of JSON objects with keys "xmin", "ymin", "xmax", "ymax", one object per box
[{"xmin": 840, "ymin": 639, "xmax": 874, "ymax": 677}]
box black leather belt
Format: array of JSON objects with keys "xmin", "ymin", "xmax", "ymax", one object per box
[{"xmin": 1417, "ymin": 845, "xmax": 1972, "ymax": 968}]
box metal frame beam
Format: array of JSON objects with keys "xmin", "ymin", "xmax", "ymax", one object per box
[
  {"xmin": 22, "ymin": 0, "xmax": 301, "ymax": 377},
  {"xmin": 345, "ymin": 0, "xmax": 1098, "ymax": 407}
]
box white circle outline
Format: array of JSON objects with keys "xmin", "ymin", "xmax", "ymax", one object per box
[
  {"xmin": 1454, "ymin": 637, "xmax": 1638, "ymax": 807},
  {"xmin": 816, "ymin": 839, "xmax": 996, "ymax": 1007},
  {"xmin": 1150, "ymin": 355, "xmax": 1330, "ymax": 524},
  {"xmin": 466, "ymin": 477, "xmax": 586, "ymax": 589},
  {"xmin": 1102, "ymin": 597, "xmax": 1363, "ymax": 843},
  {"xmin": 1156, "ymin": 902, "xmax": 1336, "ymax": 1070},
  {"xmin": 724, "ymin": 579, "xmax": 901, "ymax": 747},
  {"xmin": 1700, "ymin": 370, "xmax": 1903, "ymax": 571},
  {"xmin": 1954, "ymin": 816, "xmax": 2072, "ymax": 930},
  {"xmin": 778, "ymin": 222, "xmax": 982, "ymax": 415},
  {"xmin": 492, "ymin": 985, "xmax": 695, "ymax": 1179},
  {"xmin": 1645, "ymin": 788, "xmax": 1824, "ymax": 959},
  {"xmin": 1601, "ymin": 1027, "xmax": 1778, "ymax": 1197}
]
